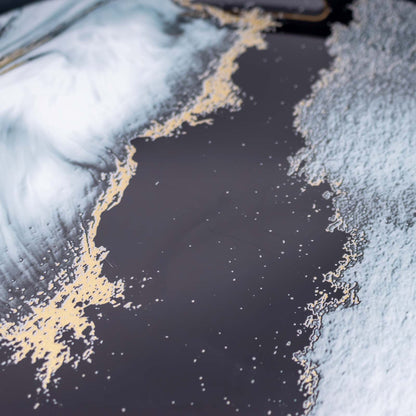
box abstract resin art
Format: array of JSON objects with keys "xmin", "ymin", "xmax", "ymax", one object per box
[
  {"xmin": 0, "ymin": 0, "xmax": 415, "ymax": 414},
  {"xmin": 0, "ymin": 0, "xmax": 271, "ymax": 391},
  {"xmin": 291, "ymin": 0, "xmax": 416, "ymax": 414}
]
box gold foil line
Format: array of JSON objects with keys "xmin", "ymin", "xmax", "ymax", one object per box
[{"xmin": 0, "ymin": 1, "xmax": 111, "ymax": 75}]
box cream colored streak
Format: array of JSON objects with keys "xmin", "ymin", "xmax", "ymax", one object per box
[
  {"xmin": 143, "ymin": 4, "xmax": 275, "ymax": 138},
  {"xmin": 0, "ymin": 5, "xmax": 274, "ymax": 392},
  {"xmin": 0, "ymin": 147, "xmax": 136, "ymax": 390}
]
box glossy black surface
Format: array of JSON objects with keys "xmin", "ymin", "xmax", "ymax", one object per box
[{"xmin": 0, "ymin": 30, "xmax": 346, "ymax": 416}]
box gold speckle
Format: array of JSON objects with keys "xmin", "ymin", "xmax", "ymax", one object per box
[
  {"xmin": 0, "ymin": 147, "xmax": 136, "ymax": 390},
  {"xmin": 0, "ymin": 4, "xmax": 274, "ymax": 392},
  {"xmin": 143, "ymin": 6, "xmax": 275, "ymax": 139}
]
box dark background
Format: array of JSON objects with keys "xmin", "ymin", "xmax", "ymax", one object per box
[
  {"xmin": 0, "ymin": 15, "xmax": 348, "ymax": 416},
  {"xmin": 0, "ymin": 0, "xmax": 352, "ymax": 38}
]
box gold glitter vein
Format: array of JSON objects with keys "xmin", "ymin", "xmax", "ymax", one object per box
[
  {"xmin": 0, "ymin": 147, "xmax": 136, "ymax": 390},
  {"xmin": 0, "ymin": 4, "xmax": 274, "ymax": 393},
  {"xmin": 143, "ymin": 6, "xmax": 275, "ymax": 139}
]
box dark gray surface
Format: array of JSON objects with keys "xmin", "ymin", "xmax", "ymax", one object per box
[
  {"xmin": 199, "ymin": 0, "xmax": 325, "ymax": 13},
  {"xmin": 0, "ymin": 32, "xmax": 346, "ymax": 415}
]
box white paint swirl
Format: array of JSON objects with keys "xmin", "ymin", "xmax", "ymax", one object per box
[{"xmin": 0, "ymin": 0, "xmax": 232, "ymax": 311}]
